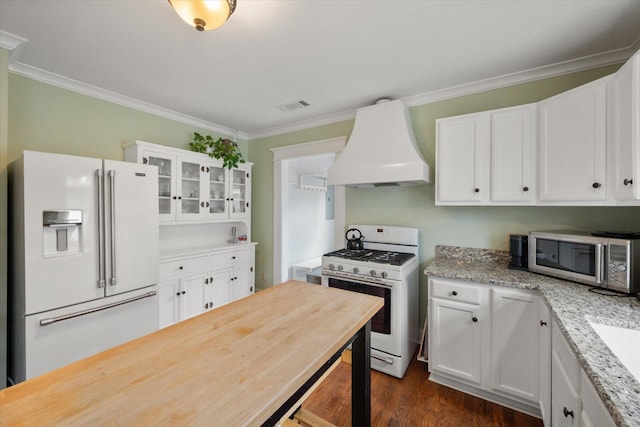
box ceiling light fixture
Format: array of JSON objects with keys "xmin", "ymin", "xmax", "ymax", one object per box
[{"xmin": 168, "ymin": 0, "xmax": 236, "ymax": 31}]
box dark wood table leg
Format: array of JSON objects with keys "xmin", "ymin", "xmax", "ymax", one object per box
[{"xmin": 351, "ymin": 320, "xmax": 371, "ymax": 427}]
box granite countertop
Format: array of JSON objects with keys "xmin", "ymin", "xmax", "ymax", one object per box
[{"xmin": 424, "ymin": 246, "xmax": 640, "ymax": 427}]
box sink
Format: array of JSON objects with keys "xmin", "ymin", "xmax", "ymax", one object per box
[{"xmin": 587, "ymin": 318, "xmax": 640, "ymax": 383}]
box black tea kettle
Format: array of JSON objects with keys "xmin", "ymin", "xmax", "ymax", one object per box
[{"xmin": 346, "ymin": 228, "xmax": 365, "ymax": 250}]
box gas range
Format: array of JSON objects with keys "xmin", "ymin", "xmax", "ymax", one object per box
[
  {"xmin": 323, "ymin": 249, "xmax": 416, "ymax": 282},
  {"xmin": 320, "ymin": 225, "xmax": 420, "ymax": 379}
]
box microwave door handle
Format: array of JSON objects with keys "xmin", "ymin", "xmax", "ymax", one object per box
[{"xmin": 595, "ymin": 243, "xmax": 604, "ymax": 284}]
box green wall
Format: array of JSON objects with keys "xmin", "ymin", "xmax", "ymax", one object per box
[
  {"xmin": 7, "ymin": 74, "xmax": 248, "ymax": 164},
  {"xmin": 5, "ymin": 62, "xmax": 640, "ymax": 338},
  {"xmin": 248, "ymin": 63, "xmax": 640, "ymax": 319}
]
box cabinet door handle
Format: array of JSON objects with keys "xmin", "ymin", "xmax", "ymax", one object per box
[
  {"xmin": 523, "ymin": 186, "xmax": 529, "ymax": 192},
  {"xmin": 563, "ymin": 407, "xmax": 574, "ymax": 419},
  {"xmin": 624, "ymin": 178, "xmax": 633, "ymax": 186},
  {"xmin": 540, "ymin": 320, "xmax": 547, "ymax": 327},
  {"xmin": 181, "ymin": 291, "xmax": 186, "ymax": 295},
  {"xmin": 474, "ymin": 188, "xmax": 480, "ymax": 193},
  {"xmin": 451, "ymin": 291, "xmax": 458, "ymax": 296},
  {"xmin": 204, "ymin": 278, "xmax": 209, "ymax": 284},
  {"xmin": 176, "ymin": 292, "xmax": 180, "ymax": 296},
  {"xmin": 592, "ymin": 182, "xmax": 601, "ymax": 189},
  {"xmin": 201, "ymin": 201, "xmax": 205, "ymax": 208},
  {"xmin": 179, "ymin": 266, "xmax": 183, "ymax": 270},
  {"xmin": 143, "ymin": 157, "xmax": 148, "ymax": 164},
  {"xmin": 472, "ymin": 316, "xmax": 478, "ymax": 323}
]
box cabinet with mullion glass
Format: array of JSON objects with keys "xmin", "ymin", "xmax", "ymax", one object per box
[
  {"xmin": 178, "ymin": 159, "xmax": 204, "ymax": 220},
  {"xmin": 208, "ymin": 164, "xmax": 228, "ymax": 219}
]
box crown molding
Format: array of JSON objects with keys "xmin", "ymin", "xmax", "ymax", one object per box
[
  {"xmin": 4, "ymin": 27, "xmax": 638, "ymax": 142},
  {"xmin": 404, "ymin": 42, "xmax": 639, "ymax": 108},
  {"xmin": 247, "ymin": 110, "xmax": 356, "ymax": 141},
  {"xmin": 0, "ymin": 30, "xmax": 27, "ymax": 51},
  {"xmin": 250, "ymin": 42, "xmax": 640, "ymax": 140},
  {"xmin": 8, "ymin": 60, "xmax": 247, "ymax": 140}
]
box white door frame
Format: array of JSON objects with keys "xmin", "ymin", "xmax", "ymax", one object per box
[{"xmin": 271, "ymin": 137, "xmax": 346, "ymax": 285}]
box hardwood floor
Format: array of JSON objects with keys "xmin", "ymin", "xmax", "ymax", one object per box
[{"xmin": 301, "ymin": 354, "xmax": 544, "ymax": 427}]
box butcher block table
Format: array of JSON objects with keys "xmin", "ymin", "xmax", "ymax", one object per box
[{"xmin": 0, "ymin": 281, "xmax": 383, "ymax": 426}]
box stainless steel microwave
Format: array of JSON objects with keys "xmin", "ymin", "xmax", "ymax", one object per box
[{"xmin": 528, "ymin": 231, "xmax": 640, "ymax": 294}]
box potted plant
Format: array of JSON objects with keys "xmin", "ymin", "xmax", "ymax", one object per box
[{"xmin": 189, "ymin": 132, "xmax": 246, "ymax": 169}]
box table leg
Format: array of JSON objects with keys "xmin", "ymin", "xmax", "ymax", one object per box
[{"xmin": 351, "ymin": 320, "xmax": 371, "ymax": 426}]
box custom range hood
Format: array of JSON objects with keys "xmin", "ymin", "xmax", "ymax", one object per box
[{"xmin": 327, "ymin": 99, "xmax": 431, "ymax": 188}]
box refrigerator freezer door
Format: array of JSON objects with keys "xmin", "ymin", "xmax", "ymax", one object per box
[
  {"xmin": 103, "ymin": 160, "xmax": 159, "ymax": 296},
  {"xmin": 17, "ymin": 287, "xmax": 158, "ymax": 381},
  {"xmin": 21, "ymin": 151, "xmax": 104, "ymax": 314}
]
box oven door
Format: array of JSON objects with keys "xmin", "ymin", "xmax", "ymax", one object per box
[{"xmin": 324, "ymin": 276, "xmax": 400, "ymax": 356}]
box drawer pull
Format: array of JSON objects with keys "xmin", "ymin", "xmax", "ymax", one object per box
[
  {"xmin": 472, "ymin": 316, "xmax": 478, "ymax": 323},
  {"xmin": 563, "ymin": 407, "xmax": 574, "ymax": 419},
  {"xmin": 540, "ymin": 320, "xmax": 547, "ymax": 327},
  {"xmin": 451, "ymin": 291, "xmax": 458, "ymax": 296},
  {"xmin": 624, "ymin": 178, "xmax": 633, "ymax": 186}
]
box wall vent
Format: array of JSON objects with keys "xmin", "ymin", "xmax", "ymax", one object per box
[{"xmin": 276, "ymin": 100, "xmax": 311, "ymax": 112}]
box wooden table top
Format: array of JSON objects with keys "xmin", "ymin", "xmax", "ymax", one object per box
[{"xmin": 0, "ymin": 281, "xmax": 383, "ymax": 426}]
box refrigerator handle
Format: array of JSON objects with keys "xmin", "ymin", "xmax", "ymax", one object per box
[
  {"xmin": 108, "ymin": 170, "xmax": 117, "ymax": 286},
  {"xmin": 39, "ymin": 291, "xmax": 157, "ymax": 326},
  {"xmin": 96, "ymin": 169, "xmax": 106, "ymax": 289}
]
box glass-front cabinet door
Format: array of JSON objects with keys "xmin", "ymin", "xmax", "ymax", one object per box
[
  {"xmin": 178, "ymin": 159, "xmax": 203, "ymax": 220},
  {"xmin": 208, "ymin": 164, "xmax": 228, "ymax": 219},
  {"xmin": 144, "ymin": 151, "xmax": 176, "ymax": 222},
  {"xmin": 230, "ymin": 167, "xmax": 251, "ymax": 219}
]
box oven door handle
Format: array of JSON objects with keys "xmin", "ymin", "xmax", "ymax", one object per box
[
  {"xmin": 371, "ymin": 353, "xmax": 394, "ymax": 365},
  {"xmin": 323, "ymin": 273, "xmax": 393, "ymax": 289}
]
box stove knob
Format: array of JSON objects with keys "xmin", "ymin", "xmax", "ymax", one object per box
[
  {"xmin": 329, "ymin": 264, "xmax": 335, "ymax": 270},
  {"xmin": 370, "ymin": 270, "xmax": 377, "ymax": 277},
  {"xmin": 337, "ymin": 265, "xmax": 343, "ymax": 271},
  {"xmin": 353, "ymin": 267, "xmax": 359, "ymax": 274},
  {"xmin": 381, "ymin": 271, "xmax": 388, "ymax": 279}
]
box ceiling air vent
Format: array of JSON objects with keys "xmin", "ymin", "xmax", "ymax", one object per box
[{"xmin": 276, "ymin": 100, "xmax": 310, "ymax": 113}]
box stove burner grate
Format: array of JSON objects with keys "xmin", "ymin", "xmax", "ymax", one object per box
[{"xmin": 323, "ymin": 249, "xmax": 415, "ymax": 266}]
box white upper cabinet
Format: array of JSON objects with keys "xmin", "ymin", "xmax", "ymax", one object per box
[
  {"xmin": 436, "ymin": 112, "xmax": 487, "ymax": 203},
  {"xmin": 611, "ymin": 50, "xmax": 640, "ymax": 202},
  {"xmin": 124, "ymin": 140, "xmax": 252, "ymax": 223},
  {"xmin": 436, "ymin": 104, "xmax": 535, "ymax": 205},
  {"xmin": 539, "ymin": 77, "xmax": 608, "ymax": 202}
]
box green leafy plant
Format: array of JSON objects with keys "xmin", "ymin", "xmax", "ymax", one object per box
[{"xmin": 189, "ymin": 132, "xmax": 246, "ymax": 169}]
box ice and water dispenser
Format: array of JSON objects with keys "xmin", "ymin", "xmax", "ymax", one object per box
[{"xmin": 43, "ymin": 210, "xmax": 82, "ymax": 256}]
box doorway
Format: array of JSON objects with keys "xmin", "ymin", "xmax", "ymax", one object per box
[{"xmin": 271, "ymin": 137, "xmax": 346, "ymax": 284}]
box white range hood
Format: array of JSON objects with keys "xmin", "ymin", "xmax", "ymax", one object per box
[{"xmin": 327, "ymin": 99, "xmax": 431, "ymax": 188}]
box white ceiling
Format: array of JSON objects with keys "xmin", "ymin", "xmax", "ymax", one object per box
[{"xmin": 1, "ymin": 0, "xmax": 640, "ymax": 140}]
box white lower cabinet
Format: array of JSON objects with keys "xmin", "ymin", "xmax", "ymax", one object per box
[
  {"xmin": 429, "ymin": 276, "xmax": 620, "ymax": 426},
  {"xmin": 430, "ymin": 296, "xmax": 482, "ymax": 385},
  {"xmin": 158, "ymin": 245, "xmax": 255, "ymax": 328},
  {"xmin": 427, "ymin": 277, "xmax": 539, "ymax": 415},
  {"xmin": 538, "ymin": 301, "xmax": 551, "ymax": 426},
  {"xmin": 551, "ymin": 326, "xmax": 581, "ymax": 427},
  {"xmin": 580, "ymin": 370, "xmax": 616, "ymax": 427},
  {"xmin": 551, "ymin": 319, "xmax": 616, "ymax": 427},
  {"xmin": 489, "ymin": 287, "xmax": 539, "ymax": 402}
]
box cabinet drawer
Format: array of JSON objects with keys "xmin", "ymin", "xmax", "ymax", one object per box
[
  {"xmin": 211, "ymin": 249, "xmax": 251, "ymax": 268},
  {"xmin": 431, "ymin": 278, "xmax": 482, "ymax": 304},
  {"xmin": 160, "ymin": 256, "xmax": 210, "ymax": 278},
  {"xmin": 552, "ymin": 320, "xmax": 581, "ymax": 390}
]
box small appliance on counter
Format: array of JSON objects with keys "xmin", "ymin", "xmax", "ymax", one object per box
[
  {"xmin": 508, "ymin": 234, "xmax": 528, "ymax": 270},
  {"xmin": 528, "ymin": 230, "xmax": 640, "ymax": 294}
]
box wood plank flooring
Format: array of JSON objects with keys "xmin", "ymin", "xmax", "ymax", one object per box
[{"xmin": 301, "ymin": 354, "xmax": 544, "ymax": 427}]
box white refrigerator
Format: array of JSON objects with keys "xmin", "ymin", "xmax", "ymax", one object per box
[{"xmin": 9, "ymin": 150, "xmax": 159, "ymax": 382}]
